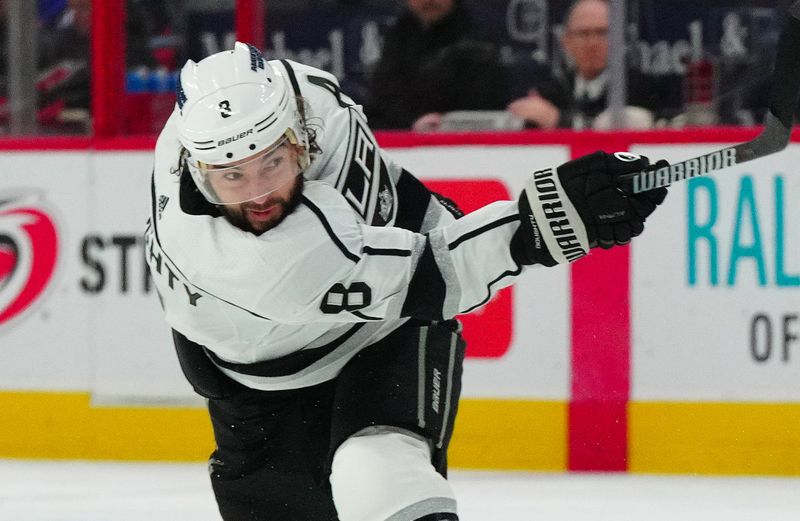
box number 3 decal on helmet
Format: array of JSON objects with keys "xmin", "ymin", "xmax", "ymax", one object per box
[{"xmin": 218, "ymin": 100, "xmax": 232, "ymax": 118}]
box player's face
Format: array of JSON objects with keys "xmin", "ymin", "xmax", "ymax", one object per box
[
  {"xmin": 562, "ymin": 0, "xmax": 609, "ymax": 80},
  {"xmin": 212, "ymin": 144, "xmax": 305, "ymax": 235},
  {"xmin": 204, "ymin": 140, "xmax": 300, "ymax": 205}
]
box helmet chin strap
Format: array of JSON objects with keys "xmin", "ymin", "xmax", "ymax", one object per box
[{"xmin": 285, "ymin": 128, "xmax": 311, "ymax": 170}]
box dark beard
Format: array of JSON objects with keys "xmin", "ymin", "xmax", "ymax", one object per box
[{"xmin": 221, "ymin": 176, "xmax": 304, "ymax": 235}]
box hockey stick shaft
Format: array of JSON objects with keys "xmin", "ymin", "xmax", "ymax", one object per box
[{"xmin": 620, "ymin": 1, "xmax": 800, "ymax": 194}]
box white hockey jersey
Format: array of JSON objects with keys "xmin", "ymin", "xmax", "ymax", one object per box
[{"xmin": 146, "ymin": 59, "xmax": 529, "ymax": 390}]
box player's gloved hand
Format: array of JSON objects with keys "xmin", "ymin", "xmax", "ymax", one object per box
[
  {"xmin": 559, "ymin": 151, "xmax": 668, "ymax": 249},
  {"xmin": 513, "ymin": 151, "xmax": 668, "ymax": 266}
]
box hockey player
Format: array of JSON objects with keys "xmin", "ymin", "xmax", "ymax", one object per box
[{"xmin": 146, "ymin": 42, "xmax": 667, "ymax": 521}]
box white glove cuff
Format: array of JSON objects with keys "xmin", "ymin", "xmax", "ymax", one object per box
[{"xmin": 523, "ymin": 167, "xmax": 590, "ymax": 264}]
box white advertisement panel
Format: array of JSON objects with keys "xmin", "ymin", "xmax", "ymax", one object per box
[
  {"xmin": 0, "ymin": 151, "xmax": 92, "ymax": 390},
  {"xmin": 631, "ymin": 143, "xmax": 800, "ymax": 401},
  {"xmin": 86, "ymin": 152, "xmax": 197, "ymax": 403}
]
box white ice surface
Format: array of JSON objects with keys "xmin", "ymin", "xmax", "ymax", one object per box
[{"xmin": 2, "ymin": 459, "xmax": 799, "ymax": 520}]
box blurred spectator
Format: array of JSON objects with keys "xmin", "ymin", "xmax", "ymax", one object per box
[
  {"xmin": 714, "ymin": 23, "xmax": 800, "ymax": 127},
  {"xmin": 0, "ymin": 1, "xmax": 7, "ymax": 83},
  {"xmin": 127, "ymin": 0, "xmax": 184, "ymax": 70},
  {"xmin": 508, "ymin": 0, "xmax": 662, "ymax": 130},
  {"xmin": 364, "ymin": 0, "xmax": 510, "ymax": 131},
  {"xmin": 38, "ymin": 0, "xmax": 67, "ymax": 29},
  {"xmin": 37, "ymin": 0, "xmax": 92, "ymax": 126},
  {"xmin": 2, "ymin": 0, "xmax": 187, "ymax": 134}
]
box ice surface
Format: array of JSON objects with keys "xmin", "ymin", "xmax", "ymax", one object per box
[{"xmin": 2, "ymin": 459, "xmax": 799, "ymax": 521}]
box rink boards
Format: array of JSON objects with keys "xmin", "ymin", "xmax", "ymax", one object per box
[{"xmin": 0, "ymin": 131, "xmax": 798, "ymax": 475}]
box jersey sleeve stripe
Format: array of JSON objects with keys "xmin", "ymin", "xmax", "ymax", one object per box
[
  {"xmin": 204, "ymin": 322, "xmax": 366, "ymax": 377},
  {"xmin": 448, "ymin": 214, "xmax": 519, "ymax": 250},
  {"xmin": 460, "ymin": 265, "xmax": 523, "ymax": 314},
  {"xmin": 361, "ymin": 246, "xmax": 412, "ymax": 257},
  {"xmin": 301, "ymin": 196, "xmax": 360, "ymax": 263},
  {"xmin": 351, "ymin": 310, "xmax": 382, "ymax": 321}
]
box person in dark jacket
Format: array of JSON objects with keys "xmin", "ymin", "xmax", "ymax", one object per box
[
  {"xmin": 508, "ymin": 0, "xmax": 662, "ymax": 130},
  {"xmin": 364, "ymin": 0, "xmax": 510, "ymax": 130}
]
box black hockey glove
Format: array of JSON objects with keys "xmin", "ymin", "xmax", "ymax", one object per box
[{"xmin": 514, "ymin": 151, "xmax": 668, "ymax": 266}]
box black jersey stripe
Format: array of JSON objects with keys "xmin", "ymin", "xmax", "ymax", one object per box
[
  {"xmin": 401, "ymin": 238, "xmax": 446, "ymax": 321},
  {"xmin": 150, "ymin": 172, "xmax": 158, "ymax": 226},
  {"xmin": 204, "ymin": 323, "xmax": 366, "ymax": 377},
  {"xmin": 461, "ymin": 264, "xmax": 523, "ymax": 314},
  {"xmin": 351, "ymin": 310, "xmax": 382, "ymax": 320},
  {"xmin": 416, "ymin": 514, "xmax": 458, "ymax": 521},
  {"xmin": 279, "ymin": 59, "xmax": 302, "ymax": 97},
  {"xmin": 448, "ymin": 214, "xmax": 519, "ymax": 250},
  {"xmin": 333, "ymin": 107, "xmax": 355, "ymax": 189},
  {"xmin": 362, "ymin": 246, "xmax": 412, "ymax": 257},
  {"xmin": 301, "ymin": 196, "xmax": 360, "ymax": 263},
  {"xmin": 279, "ymin": 59, "xmax": 311, "ymax": 139}
]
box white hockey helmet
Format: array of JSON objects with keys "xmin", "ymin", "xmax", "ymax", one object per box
[{"xmin": 176, "ymin": 42, "xmax": 309, "ymax": 204}]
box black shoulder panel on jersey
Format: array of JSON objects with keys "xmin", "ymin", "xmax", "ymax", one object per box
[
  {"xmin": 401, "ymin": 237, "xmax": 446, "ymax": 321},
  {"xmin": 431, "ymin": 191, "xmax": 465, "ymax": 219},
  {"xmin": 204, "ymin": 323, "xmax": 366, "ymax": 377},
  {"xmin": 394, "ymin": 169, "xmax": 433, "ymax": 232},
  {"xmin": 301, "ymin": 196, "xmax": 360, "ymax": 263}
]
